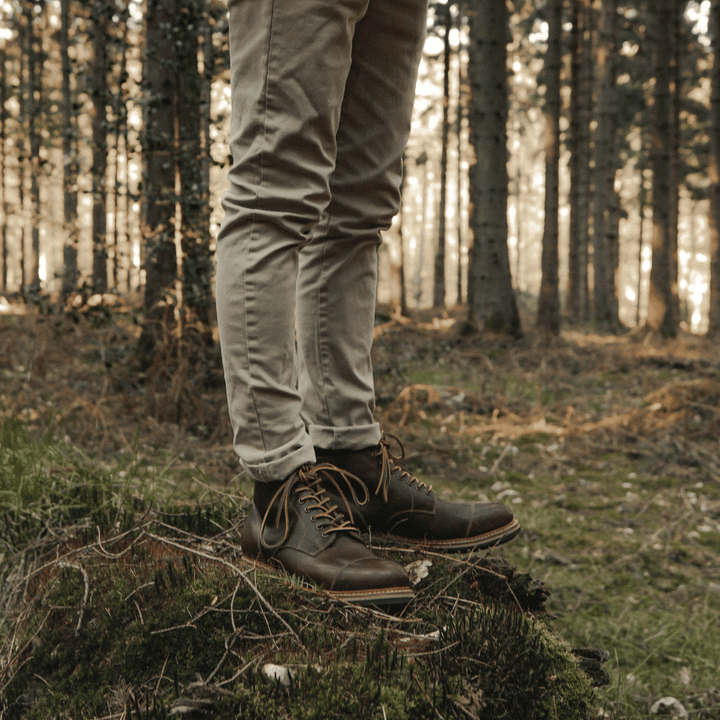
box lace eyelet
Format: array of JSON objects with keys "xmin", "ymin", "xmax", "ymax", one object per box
[{"xmin": 321, "ymin": 531, "xmax": 330, "ymax": 537}]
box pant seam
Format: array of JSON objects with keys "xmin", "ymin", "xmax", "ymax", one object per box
[
  {"xmin": 245, "ymin": 0, "xmax": 278, "ymax": 456},
  {"xmin": 315, "ymin": 168, "xmax": 337, "ymax": 427}
]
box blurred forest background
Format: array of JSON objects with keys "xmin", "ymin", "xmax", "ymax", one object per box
[
  {"xmin": 3, "ymin": 4, "xmax": 720, "ymax": 717},
  {"xmin": 1, "ymin": 0, "xmax": 720, "ymax": 345}
]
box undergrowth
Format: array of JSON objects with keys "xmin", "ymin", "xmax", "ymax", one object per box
[
  {"xmin": 5, "ymin": 315, "xmax": 720, "ymax": 719},
  {"xmin": 0, "ymin": 420, "xmax": 596, "ymax": 720}
]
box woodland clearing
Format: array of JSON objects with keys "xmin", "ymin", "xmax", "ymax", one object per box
[{"xmin": 1, "ymin": 304, "xmax": 719, "ymax": 719}]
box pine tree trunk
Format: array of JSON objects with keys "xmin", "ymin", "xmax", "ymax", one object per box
[
  {"xmin": 606, "ymin": 182, "xmax": 620, "ymax": 322},
  {"xmin": 636, "ymin": 154, "xmax": 647, "ymax": 327},
  {"xmin": 592, "ymin": 0, "xmax": 619, "ymax": 327},
  {"xmin": 646, "ymin": 0, "xmax": 677, "ymax": 336},
  {"xmin": 667, "ymin": 0, "xmax": 682, "ymax": 329},
  {"xmin": 25, "ymin": 3, "xmax": 41, "ymax": 294},
  {"xmin": 537, "ymin": 0, "xmax": 563, "ymax": 335},
  {"xmin": 433, "ymin": 6, "xmax": 452, "ymax": 312},
  {"xmin": 91, "ymin": 1, "xmax": 108, "ymax": 294},
  {"xmin": 177, "ymin": 0, "xmax": 213, "ymax": 332},
  {"xmin": 389, "ymin": 156, "xmax": 407, "ymax": 317},
  {"xmin": 456, "ymin": 9, "xmax": 467, "ymax": 306},
  {"xmin": 567, "ymin": 0, "xmax": 593, "ymax": 322},
  {"xmin": 566, "ymin": 0, "xmax": 582, "ymax": 322},
  {"xmin": 465, "ymin": 0, "xmax": 520, "ymax": 334},
  {"xmin": 18, "ymin": 24, "xmax": 26, "ymax": 291},
  {"xmin": 61, "ymin": 0, "xmax": 79, "ymax": 299},
  {"xmin": 708, "ymin": 0, "xmax": 720, "ymax": 335},
  {"xmin": 140, "ymin": 0, "xmax": 179, "ymax": 363},
  {"xmin": 1, "ymin": 45, "xmax": 7, "ymax": 293}
]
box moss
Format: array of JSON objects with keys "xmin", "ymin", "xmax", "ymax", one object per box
[
  {"xmin": 1, "ymin": 420, "xmax": 599, "ymax": 720},
  {"xmin": 2, "ymin": 536, "xmax": 599, "ymax": 720},
  {"xmin": 433, "ymin": 603, "xmax": 594, "ymax": 720}
]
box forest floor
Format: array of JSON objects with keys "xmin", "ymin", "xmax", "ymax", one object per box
[{"xmin": 1, "ymin": 301, "xmax": 720, "ymax": 719}]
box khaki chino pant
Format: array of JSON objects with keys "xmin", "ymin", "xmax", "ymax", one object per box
[{"xmin": 216, "ymin": 0, "xmax": 428, "ymax": 482}]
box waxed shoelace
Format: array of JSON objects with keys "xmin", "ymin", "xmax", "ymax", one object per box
[
  {"xmin": 373, "ymin": 433, "xmax": 433, "ymax": 502},
  {"xmin": 259, "ymin": 463, "xmax": 369, "ymax": 551}
]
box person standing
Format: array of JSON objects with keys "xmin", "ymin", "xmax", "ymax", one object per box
[{"xmin": 216, "ymin": 0, "xmax": 520, "ymax": 605}]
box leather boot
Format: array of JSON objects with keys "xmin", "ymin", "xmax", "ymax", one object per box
[
  {"xmin": 316, "ymin": 434, "xmax": 521, "ymax": 552},
  {"xmin": 241, "ymin": 463, "xmax": 414, "ymax": 605}
]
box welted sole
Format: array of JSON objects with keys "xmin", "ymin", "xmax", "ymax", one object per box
[
  {"xmin": 239, "ymin": 556, "xmax": 415, "ymax": 607},
  {"xmin": 377, "ymin": 518, "xmax": 522, "ymax": 553}
]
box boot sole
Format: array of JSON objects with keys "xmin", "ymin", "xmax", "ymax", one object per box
[
  {"xmin": 375, "ymin": 518, "xmax": 522, "ymax": 553},
  {"xmin": 240, "ymin": 556, "xmax": 415, "ymax": 607}
]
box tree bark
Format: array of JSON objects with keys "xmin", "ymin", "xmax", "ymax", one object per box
[
  {"xmin": 24, "ymin": 3, "xmax": 41, "ymax": 294},
  {"xmin": 566, "ymin": 0, "xmax": 593, "ymax": 322},
  {"xmin": 646, "ymin": 0, "xmax": 677, "ymax": 336},
  {"xmin": 109, "ymin": 13, "xmax": 129, "ymax": 291},
  {"xmin": 1, "ymin": 44, "xmax": 7, "ymax": 293},
  {"xmin": 708, "ymin": 0, "xmax": 720, "ymax": 335},
  {"xmin": 91, "ymin": 1, "xmax": 109, "ymax": 294},
  {"xmin": 636, "ymin": 154, "xmax": 647, "ymax": 327},
  {"xmin": 456, "ymin": 6, "xmax": 468, "ymax": 306},
  {"xmin": 61, "ymin": 0, "xmax": 79, "ymax": 299},
  {"xmin": 537, "ymin": 0, "xmax": 563, "ymax": 335},
  {"xmin": 465, "ymin": 0, "xmax": 520, "ymax": 334},
  {"xmin": 591, "ymin": 0, "xmax": 619, "ymax": 327},
  {"xmin": 667, "ymin": 0, "xmax": 682, "ymax": 329},
  {"xmin": 177, "ymin": 0, "xmax": 213, "ymax": 331},
  {"xmin": 139, "ymin": 0, "xmax": 180, "ymax": 363},
  {"xmin": 433, "ymin": 5, "xmax": 452, "ymax": 312}
]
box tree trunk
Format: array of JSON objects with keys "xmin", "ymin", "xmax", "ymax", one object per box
[
  {"xmin": 567, "ymin": 0, "xmax": 593, "ymax": 322},
  {"xmin": 389, "ymin": 155, "xmax": 408, "ymax": 317},
  {"xmin": 433, "ymin": 5, "xmax": 452, "ymax": 312},
  {"xmin": 139, "ymin": 0, "xmax": 180, "ymax": 364},
  {"xmin": 89, "ymin": 1, "xmax": 109, "ymax": 294},
  {"xmin": 415, "ymin": 152, "xmax": 429, "ymax": 307},
  {"xmin": 18, "ymin": 22, "xmax": 26, "ymax": 291},
  {"xmin": 61, "ymin": 0, "xmax": 79, "ymax": 299},
  {"xmin": 708, "ymin": 0, "xmax": 720, "ymax": 335},
  {"xmin": 1, "ymin": 45, "xmax": 7, "ymax": 293},
  {"xmin": 25, "ymin": 3, "xmax": 41, "ymax": 294},
  {"xmin": 177, "ymin": 0, "xmax": 213, "ymax": 332},
  {"xmin": 456, "ymin": 7, "xmax": 467, "ymax": 306},
  {"xmin": 591, "ymin": 0, "xmax": 619, "ymax": 327},
  {"xmin": 646, "ymin": 0, "xmax": 677, "ymax": 336},
  {"xmin": 537, "ymin": 0, "xmax": 563, "ymax": 335},
  {"xmin": 606, "ymin": 180, "xmax": 620, "ymax": 322},
  {"xmin": 465, "ymin": 0, "xmax": 520, "ymax": 334},
  {"xmin": 636, "ymin": 155, "xmax": 647, "ymax": 327},
  {"xmin": 109, "ymin": 16, "xmax": 125, "ymax": 292},
  {"xmin": 667, "ymin": 0, "xmax": 682, "ymax": 329}
]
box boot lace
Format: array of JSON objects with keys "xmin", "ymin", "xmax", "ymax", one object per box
[
  {"xmin": 372, "ymin": 433, "xmax": 432, "ymax": 502},
  {"xmin": 260, "ymin": 463, "xmax": 369, "ymax": 551}
]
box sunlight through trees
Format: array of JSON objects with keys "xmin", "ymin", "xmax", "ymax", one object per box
[{"xmin": 0, "ymin": 0, "xmax": 717, "ymax": 337}]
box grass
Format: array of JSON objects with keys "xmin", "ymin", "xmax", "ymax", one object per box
[
  {"xmin": 369, "ymin": 323, "xmax": 720, "ymax": 719},
  {"xmin": 388, "ymin": 420, "xmax": 720, "ymax": 719},
  {"xmin": 2, "ymin": 313, "xmax": 720, "ymax": 718},
  {"xmin": 0, "ymin": 419, "xmax": 596, "ymax": 720}
]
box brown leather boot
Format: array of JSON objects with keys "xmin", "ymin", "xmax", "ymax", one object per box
[
  {"xmin": 241, "ymin": 463, "xmax": 414, "ymax": 606},
  {"xmin": 316, "ymin": 434, "xmax": 521, "ymax": 552}
]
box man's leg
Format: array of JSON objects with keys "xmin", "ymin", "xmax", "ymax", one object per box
[
  {"xmin": 297, "ymin": 0, "xmax": 428, "ymax": 449},
  {"xmin": 217, "ymin": 0, "xmax": 371, "ymax": 481},
  {"xmin": 297, "ymin": 0, "xmax": 521, "ymax": 551},
  {"xmin": 216, "ymin": 0, "xmax": 413, "ymax": 603}
]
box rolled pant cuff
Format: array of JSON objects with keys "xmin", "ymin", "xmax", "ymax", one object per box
[
  {"xmin": 243, "ymin": 444, "xmax": 317, "ymax": 483},
  {"xmin": 308, "ymin": 423, "xmax": 382, "ymax": 451}
]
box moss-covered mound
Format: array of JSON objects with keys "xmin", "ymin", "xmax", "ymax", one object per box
[
  {"xmin": 0, "ymin": 423, "xmax": 598, "ymax": 719},
  {"xmin": 1, "ymin": 528, "xmax": 596, "ymax": 720}
]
